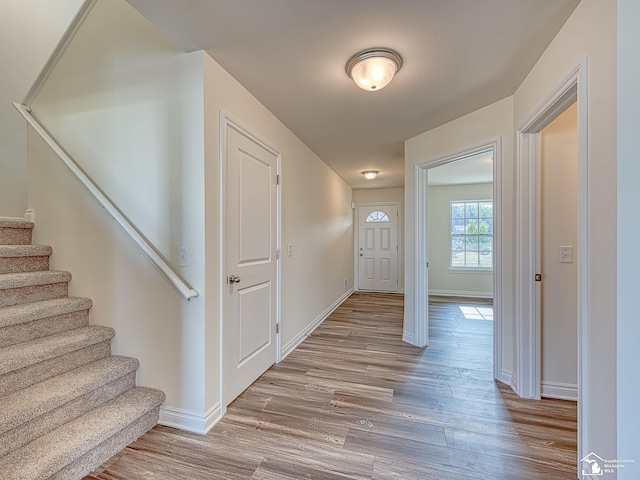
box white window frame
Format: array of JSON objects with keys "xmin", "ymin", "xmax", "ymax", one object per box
[{"xmin": 449, "ymin": 199, "xmax": 494, "ymax": 273}]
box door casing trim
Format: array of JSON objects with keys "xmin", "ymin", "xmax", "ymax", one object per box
[
  {"xmin": 412, "ymin": 139, "xmax": 503, "ymax": 384},
  {"xmin": 515, "ymin": 58, "xmax": 588, "ymax": 472}
]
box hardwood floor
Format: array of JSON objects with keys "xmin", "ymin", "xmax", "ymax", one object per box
[{"xmin": 86, "ymin": 292, "xmax": 577, "ymax": 479}]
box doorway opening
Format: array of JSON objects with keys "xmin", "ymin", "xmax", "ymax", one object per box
[
  {"xmin": 414, "ymin": 139, "xmax": 503, "ymax": 380},
  {"xmin": 515, "ymin": 60, "xmax": 587, "ymax": 467},
  {"xmin": 540, "ymin": 102, "xmax": 578, "ymax": 401}
]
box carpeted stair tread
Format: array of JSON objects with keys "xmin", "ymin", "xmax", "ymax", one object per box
[
  {"xmin": 0, "ymin": 271, "xmax": 70, "ymax": 308},
  {"xmin": 50, "ymin": 408, "xmax": 159, "ymax": 480},
  {"xmin": 0, "ymin": 297, "xmax": 93, "ymax": 348},
  {"xmin": 0, "ymin": 218, "xmax": 164, "ymax": 477},
  {"xmin": 0, "ymin": 245, "xmax": 52, "ymax": 274},
  {"xmin": 0, "ymin": 372, "xmax": 136, "ymax": 459},
  {"xmin": 0, "ymin": 221, "xmax": 34, "ymax": 246},
  {"xmin": 0, "ymin": 297, "xmax": 92, "ymax": 329},
  {"xmin": 0, "ymin": 325, "xmax": 114, "ymax": 376},
  {"xmin": 0, "ymin": 271, "xmax": 71, "ymax": 290},
  {"xmin": 0, "ymin": 387, "xmax": 165, "ymax": 480},
  {"xmin": 0, "ymin": 355, "xmax": 139, "ymax": 435},
  {"xmin": 0, "ymin": 245, "xmax": 52, "ymax": 258},
  {"xmin": 0, "ymin": 220, "xmax": 34, "ymax": 230}
]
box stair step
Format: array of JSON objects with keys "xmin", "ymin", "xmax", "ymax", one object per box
[
  {"xmin": 0, "ymin": 326, "xmax": 114, "ymax": 397},
  {"xmin": 0, "ymin": 245, "xmax": 53, "ymax": 274},
  {"xmin": 0, "ymin": 387, "xmax": 165, "ymax": 480},
  {"xmin": 0, "ymin": 271, "xmax": 71, "ymax": 290},
  {"xmin": 0, "ymin": 356, "xmax": 139, "ymax": 456},
  {"xmin": 0, "ymin": 271, "xmax": 71, "ymax": 308},
  {"xmin": 0, "ymin": 297, "xmax": 92, "ymax": 347},
  {"xmin": 0, "ymin": 220, "xmax": 34, "ymax": 246},
  {"xmin": 0, "ymin": 220, "xmax": 164, "ymax": 477}
]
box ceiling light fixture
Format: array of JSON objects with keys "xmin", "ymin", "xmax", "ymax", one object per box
[
  {"xmin": 362, "ymin": 170, "xmax": 379, "ymax": 180},
  {"xmin": 346, "ymin": 48, "xmax": 403, "ymax": 91}
]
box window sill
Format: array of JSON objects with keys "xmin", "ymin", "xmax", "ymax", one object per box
[{"xmin": 448, "ymin": 268, "xmax": 493, "ymax": 275}]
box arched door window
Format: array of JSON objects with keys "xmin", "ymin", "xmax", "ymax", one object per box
[{"xmin": 366, "ymin": 210, "xmax": 390, "ymax": 223}]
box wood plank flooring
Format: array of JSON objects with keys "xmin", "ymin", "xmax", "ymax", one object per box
[{"xmin": 86, "ymin": 292, "xmax": 577, "ymax": 479}]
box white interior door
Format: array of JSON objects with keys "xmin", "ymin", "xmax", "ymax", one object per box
[
  {"xmin": 358, "ymin": 205, "xmax": 398, "ymax": 292},
  {"xmin": 224, "ymin": 121, "xmax": 278, "ymax": 406}
]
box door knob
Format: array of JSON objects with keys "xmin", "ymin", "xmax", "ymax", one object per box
[{"xmin": 228, "ymin": 275, "xmax": 241, "ymax": 284}]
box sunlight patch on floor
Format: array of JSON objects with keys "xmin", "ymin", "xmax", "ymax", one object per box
[{"xmin": 459, "ymin": 306, "xmax": 494, "ymax": 320}]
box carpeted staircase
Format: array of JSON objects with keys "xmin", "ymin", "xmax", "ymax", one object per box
[{"xmin": 0, "ymin": 219, "xmax": 165, "ymax": 479}]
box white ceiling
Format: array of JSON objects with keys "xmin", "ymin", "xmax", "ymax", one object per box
[
  {"xmin": 127, "ymin": 0, "xmax": 580, "ymax": 189},
  {"xmin": 428, "ymin": 152, "xmax": 493, "ymax": 186}
]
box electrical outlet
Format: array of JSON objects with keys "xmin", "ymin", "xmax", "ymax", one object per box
[
  {"xmin": 287, "ymin": 244, "xmax": 293, "ymax": 257},
  {"xmin": 178, "ymin": 247, "xmax": 189, "ymax": 267},
  {"xmin": 344, "ymin": 277, "xmax": 349, "ymax": 288}
]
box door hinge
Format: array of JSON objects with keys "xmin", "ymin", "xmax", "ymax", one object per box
[
  {"xmin": 276, "ymin": 248, "xmax": 280, "ymax": 259},
  {"xmin": 276, "ymin": 174, "xmax": 281, "ymax": 185},
  {"xmin": 276, "ymin": 323, "xmax": 280, "ymax": 334},
  {"xmin": 426, "ymin": 262, "xmax": 429, "ymax": 268},
  {"xmin": 535, "ymin": 273, "xmax": 543, "ymax": 282}
]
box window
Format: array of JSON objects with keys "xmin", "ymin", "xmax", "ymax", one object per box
[
  {"xmin": 450, "ymin": 200, "xmax": 493, "ymax": 269},
  {"xmin": 366, "ymin": 211, "xmax": 390, "ymax": 223}
]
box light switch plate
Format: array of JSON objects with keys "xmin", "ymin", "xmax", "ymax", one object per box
[
  {"xmin": 560, "ymin": 246, "xmax": 573, "ymax": 263},
  {"xmin": 178, "ymin": 247, "xmax": 189, "ymax": 267}
]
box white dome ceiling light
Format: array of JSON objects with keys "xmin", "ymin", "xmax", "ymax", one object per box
[{"xmin": 346, "ymin": 48, "xmax": 403, "ymax": 92}]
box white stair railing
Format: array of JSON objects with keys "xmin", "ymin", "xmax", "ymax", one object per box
[{"xmin": 13, "ymin": 102, "xmax": 199, "ymax": 301}]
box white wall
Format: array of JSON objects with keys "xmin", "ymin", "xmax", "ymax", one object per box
[
  {"xmin": 29, "ymin": 0, "xmax": 208, "ymax": 419},
  {"xmin": 405, "ymin": 96, "xmax": 514, "ymax": 379},
  {"xmin": 540, "ymin": 103, "xmax": 577, "ymax": 399},
  {"xmin": 617, "ymin": 0, "xmax": 640, "ymax": 476},
  {"xmin": 514, "ymin": 0, "xmax": 617, "ymax": 461},
  {"xmin": 203, "ymin": 54, "xmax": 354, "ymax": 361},
  {"xmin": 353, "ymin": 187, "xmax": 404, "ymax": 205},
  {"xmin": 26, "ymin": 0, "xmax": 353, "ymax": 432},
  {"xmin": 427, "ymin": 183, "xmax": 493, "ymax": 297},
  {"xmin": 353, "ymin": 187, "xmax": 404, "ymax": 290},
  {"xmin": 0, "ymin": 0, "xmax": 84, "ymax": 217}
]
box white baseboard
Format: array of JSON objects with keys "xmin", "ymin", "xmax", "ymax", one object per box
[
  {"xmin": 0, "ymin": 209, "xmax": 33, "ymax": 222},
  {"xmin": 510, "ymin": 373, "xmax": 518, "ymax": 395},
  {"xmin": 356, "ymin": 288, "xmax": 403, "ymax": 294},
  {"xmin": 496, "ymin": 369, "xmax": 514, "ymax": 389},
  {"xmin": 280, "ymin": 288, "xmax": 353, "ymax": 360},
  {"xmin": 541, "ymin": 381, "xmax": 578, "ymax": 401},
  {"xmin": 429, "ymin": 289, "xmax": 493, "ymax": 299},
  {"xmin": 24, "ymin": 209, "xmax": 35, "ymax": 222},
  {"xmin": 402, "ymin": 331, "xmax": 415, "ymax": 344},
  {"xmin": 159, "ymin": 402, "xmax": 223, "ymax": 434}
]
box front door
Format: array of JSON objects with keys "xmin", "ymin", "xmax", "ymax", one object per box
[
  {"xmin": 224, "ymin": 120, "xmax": 279, "ymax": 405},
  {"xmin": 358, "ymin": 205, "xmax": 398, "ymax": 291}
]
